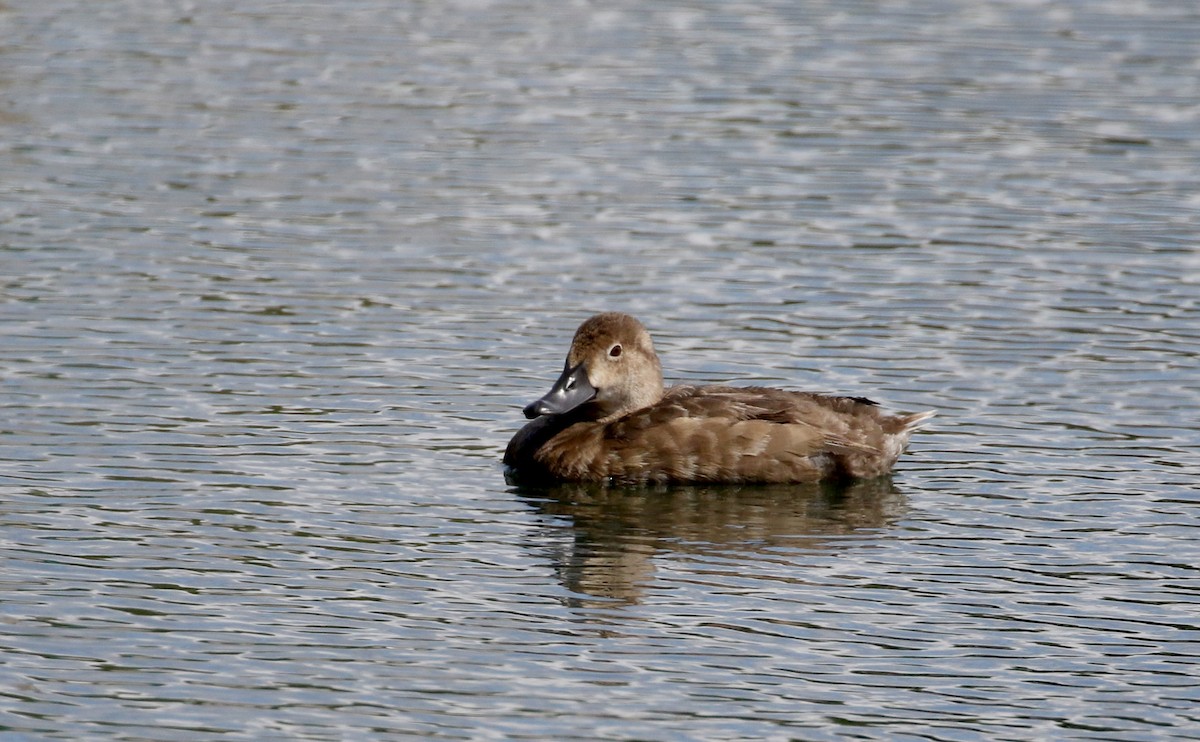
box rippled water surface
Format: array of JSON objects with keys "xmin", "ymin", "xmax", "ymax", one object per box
[{"xmin": 3, "ymin": 0, "xmax": 1199, "ymax": 738}]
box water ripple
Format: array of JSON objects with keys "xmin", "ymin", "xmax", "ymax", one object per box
[{"xmin": 3, "ymin": 0, "xmax": 1200, "ymax": 738}]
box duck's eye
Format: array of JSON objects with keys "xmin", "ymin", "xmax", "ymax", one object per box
[{"xmin": 608, "ymin": 344, "xmax": 622, "ymax": 358}]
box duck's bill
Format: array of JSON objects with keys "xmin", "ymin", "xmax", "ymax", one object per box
[{"xmin": 523, "ymin": 361, "xmax": 597, "ymax": 419}]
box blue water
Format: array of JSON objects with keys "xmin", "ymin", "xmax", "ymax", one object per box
[{"xmin": 2, "ymin": 0, "xmax": 1198, "ymax": 738}]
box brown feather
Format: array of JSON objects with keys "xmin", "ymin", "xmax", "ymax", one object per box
[{"xmin": 505, "ymin": 314, "xmax": 934, "ymax": 485}]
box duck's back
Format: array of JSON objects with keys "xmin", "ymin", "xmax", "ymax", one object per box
[{"xmin": 508, "ymin": 385, "xmax": 932, "ymax": 485}]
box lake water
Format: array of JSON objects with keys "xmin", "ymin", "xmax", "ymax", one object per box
[{"xmin": 2, "ymin": 0, "xmax": 1199, "ymax": 738}]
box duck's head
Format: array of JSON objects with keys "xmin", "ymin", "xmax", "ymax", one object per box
[{"xmin": 523, "ymin": 312, "xmax": 664, "ymax": 422}]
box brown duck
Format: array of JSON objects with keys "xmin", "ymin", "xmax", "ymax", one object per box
[{"xmin": 504, "ymin": 312, "xmax": 934, "ymax": 485}]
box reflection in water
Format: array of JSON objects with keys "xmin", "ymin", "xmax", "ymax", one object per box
[{"xmin": 513, "ymin": 478, "xmax": 906, "ymax": 605}]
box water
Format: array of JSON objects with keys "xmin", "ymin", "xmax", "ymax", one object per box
[{"xmin": 2, "ymin": 0, "xmax": 1199, "ymax": 738}]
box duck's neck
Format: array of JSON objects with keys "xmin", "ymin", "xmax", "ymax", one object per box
[{"xmin": 598, "ymin": 378, "xmax": 664, "ymax": 424}]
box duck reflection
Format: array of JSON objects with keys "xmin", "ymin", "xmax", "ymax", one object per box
[{"xmin": 511, "ymin": 477, "xmax": 907, "ymax": 606}]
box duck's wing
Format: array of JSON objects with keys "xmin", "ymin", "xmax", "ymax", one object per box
[
  {"xmin": 653, "ymin": 385, "xmax": 880, "ymax": 453},
  {"xmin": 577, "ymin": 386, "xmax": 870, "ymax": 483}
]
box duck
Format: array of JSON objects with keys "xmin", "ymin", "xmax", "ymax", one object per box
[{"xmin": 504, "ymin": 312, "xmax": 935, "ymax": 485}]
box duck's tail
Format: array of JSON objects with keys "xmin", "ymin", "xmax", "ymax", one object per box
[
  {"xmin": 828, "ymin": 408, "xmax": 937, "ymax": 478},
  {"xmin": 902, "ymin": 409, "xmax": 937, "ymax": 432}
]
